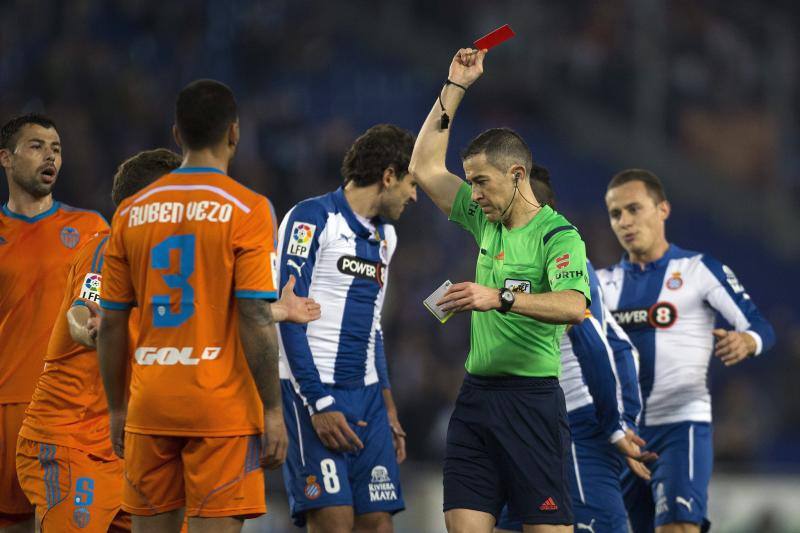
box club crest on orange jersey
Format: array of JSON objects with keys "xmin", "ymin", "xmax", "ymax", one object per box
[
  {"xmin": 61, "ymin": 226, "xmax": 80, "ymax": 248},
  {"xmin": 666, "ymin": 272, "xmax": 683, "ymax": 290},
  {"xmin": 304, "ymin": 475, "xmax": 322, "ymax": 500}
]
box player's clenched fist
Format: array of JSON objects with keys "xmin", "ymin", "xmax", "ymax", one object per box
[
  {"xmin": 448, "ymin": 48, "xmax": 487, "ymax": 89},
  {"xmin": 109, "ymin": 410, "xmax": 126, "ymax": 459},
  {"xmin": 261, "ymin": 407, "xmax": 288, "ymax": 469}
]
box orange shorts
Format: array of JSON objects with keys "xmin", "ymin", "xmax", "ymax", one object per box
[
  {"xmin": 123, "ymin": 433, "xmax": 265, "ymax": 518},
  {"xmin": 16, "ymin": 436, "xmax": 130, "ymax": 532},
  {"xmin": 1, "ymin": 403, "xmax": 34, "ymax": 522}
]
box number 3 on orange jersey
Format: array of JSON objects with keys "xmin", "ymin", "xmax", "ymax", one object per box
[{"xmin": 151, "ymin": 234, "xmax": 195, "ymax": 327}]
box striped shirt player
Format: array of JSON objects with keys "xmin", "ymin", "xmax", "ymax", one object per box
[
  {"xmin": 597, "ymin": 245, "xmax": 775, "ymax": 530},
  {"xmin": 498, "ymin": 260, "xmax": 643, "ymax": 532},
  {"xmin": 277, "ymin": 188, "xmax": 404, "ymax": 526}
]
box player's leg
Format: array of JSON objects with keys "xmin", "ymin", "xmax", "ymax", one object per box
[
  {"xmin": 108, "ymin": 510, "xmax": 132, "ymax": 532},
  {"xmin": 1, "ymin": 404, "xmax": 35, "ymax": 531},
  {"xmin": 132, "ymin": 509, "xmax": 184, "ymax": 532},
  {"xmin": 652, "ymin": 422, "xmax": 713, "ymax": 533},
  {"xmin": 353, "ymin": 511, "xmax": 392, "ymax": 533},
  {"xmin": 182, "ymin": 435, "xmax": 265, "ymax": 528},
  {"xmin": 494, "ymin": 504, "xmax": 521, "ymax": 533},
  {"xmin": 621, "ymin": 460, "xmax": 654, "ymax": 533},
  {"xmin": 655, "ymin": 523, "xmax": 700, "ymax": 533},
  {"xmin": 443, "ymin": 376, "xmax": 505, "ymax": 533},
  {"xmin": 16, "ymin": 437, "xmax": 122, "ymax": 533},
  {"xmin": 186, "ymin": 516, "xmax": 244, "ymax": 533},
  {"xmin": 122, "ymin": 433, "xmax": 186, "ymax": 532},
  {"xmin": 281, "ymin": 380, "xmax": 355, "ymax": 529},
  {"xmin": 350, "ymin": 384, "xmax": 404, "ymax": 532},
  {"xmin": 445, "ymin": 509, "xmax": 496, "ymax": 533},
  {"xmin": 306, "ymin": 506, "xmax": 354, "ymax": 533},
  {"xmin": 496, "ymin": 425, "xmax": 627, "ymax": 533},
  {"xmin": 567, "ymin": 436, "xmax": 629, "ymax": 532},
  {"xmin": 499, "ymin": 379, "xmax": 573, "ymax": 530},
  {"xmin": 0, "ymin": 517, "xmax": 34, "ymax": 533}
]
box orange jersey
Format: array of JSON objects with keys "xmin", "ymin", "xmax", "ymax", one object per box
[
  {"xmin": 101, "ymin": 167, "xmax": 278, "ymax": 437},
  {"xmin": 20, "ymin": 231, "xmax": 138, "ymax": 460},
  {"xmin": 0, "ymin": 202, "xmax": 108, "ymax": 403}
]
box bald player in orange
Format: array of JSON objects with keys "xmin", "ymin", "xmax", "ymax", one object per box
[
  {"xmin": 0, "ymin": 113, "xmax": 108, "ymax": 532},
  {"xmin": 97, "ymin": 79, "xmax": 320, "ymax": 533},
  {"xmin": 15, "ymin": 148, "xmax": 184, "ymax": 533}
]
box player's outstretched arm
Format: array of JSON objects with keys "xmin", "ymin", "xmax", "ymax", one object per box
[
  {"xmin": 408, "ymin": 48, "xmax": 486, "ymax": 216},
  {"xmin": 270, "ymin": 275, "xmax": 321, "ymax": 323},
  {"xmin": 97, "ymin": 308, "xmax": 131, "ymax": 459},
  {"xmin": 237, "ymin": 298, "xmax": 288, "ymax": 469}
]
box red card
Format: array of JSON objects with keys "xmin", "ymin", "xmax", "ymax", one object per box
[{"xmin": 473, "ymin": 24, "xmax": 515, "ymax": 50}]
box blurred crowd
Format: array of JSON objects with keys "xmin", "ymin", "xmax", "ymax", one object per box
[{"xmin": 1, "ymin": 0, "xmax": 798, "ymax": 471}]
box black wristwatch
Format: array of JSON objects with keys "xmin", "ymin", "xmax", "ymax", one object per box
[{"xmin": 498, "ymin": 288, "xmax": 515, "ymax": 314}]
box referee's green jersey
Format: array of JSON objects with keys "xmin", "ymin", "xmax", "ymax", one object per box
[{"xmin": 449, "ymin": 183, "xmax": 591, "ymax": 377}]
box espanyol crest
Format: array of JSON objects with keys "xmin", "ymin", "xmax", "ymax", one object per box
[{"xmin": 60, "ymin": 226, "xmax": 80, "ymax": 249}]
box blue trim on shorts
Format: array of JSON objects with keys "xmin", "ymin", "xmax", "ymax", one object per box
[{"xmin": 38, "ymin": 443, "xmax": 60, "ymax": 509}]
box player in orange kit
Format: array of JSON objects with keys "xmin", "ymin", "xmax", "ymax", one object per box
[
  {"xmin": 0, "ymin": 114, "xmax": 108, "ymax": 532},
  {"xmin": 97, "ymin": 79, "xmax": 321, "ymax": 533},
  {"xmin": 15, "ymin": 148, "xmax": 183, "ymax": 533}
]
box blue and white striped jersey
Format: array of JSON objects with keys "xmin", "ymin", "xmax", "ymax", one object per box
[
  {"xmin": 277, "ymin": 188, "xmax": 396, "ymax": 414},
  {"xmin": 560, "ymin": 260, "xmax": 642, "ymax": 443},
  {"xmin": 597, "ymin": 244, "xmax": 775, "ymax": 426}
]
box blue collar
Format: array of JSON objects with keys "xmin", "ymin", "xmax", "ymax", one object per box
[
  {"xmin": 171, "ymin": 166, "xmax": 226, "ymax": 175},
  {"xmin": 1, "ymin": 201, "xmax": 61, "ymax": 223},
  {"xmin": 332, "ymin": 187, "xmax": 386, "ymax": 241},
  {"xmin": 620, "ymin": 243, "xmax": 681, "ymax": 271}
]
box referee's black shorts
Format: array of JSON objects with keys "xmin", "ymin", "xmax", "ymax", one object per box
[{"xmin": 443, "ymin": 373, "xmax": 573, "ymax": 526}]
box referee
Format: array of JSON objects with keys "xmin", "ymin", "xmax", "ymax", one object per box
[{"xmin": 408, "ymin": 49, "xmax": 590, "ymax": 533}]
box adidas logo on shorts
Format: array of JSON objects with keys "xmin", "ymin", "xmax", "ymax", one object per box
[{"xmin": 539, "ymin": 497, "xmax": 558, "ymax": 511}]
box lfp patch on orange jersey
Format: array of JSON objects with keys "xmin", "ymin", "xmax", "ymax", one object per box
[
  {"xmin": 0, "ymin": 202, "xmax": 108, "ymax": 403},
  {"xmin": 21, "ymin": 231, "xmax": 139, "ymax": 460},
  {"xmin": 101, "ymin": 168, "xmax": 278, "ymax": 437}
]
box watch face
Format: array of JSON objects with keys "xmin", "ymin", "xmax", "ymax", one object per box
[{"xmin": 502, "ymin": 290, "xmax": 514, "ymax": 303}]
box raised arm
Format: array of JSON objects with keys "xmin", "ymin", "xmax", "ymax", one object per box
[{"xmin": 408, "ymin": 48, "xmax": 487, "ymax": 216}]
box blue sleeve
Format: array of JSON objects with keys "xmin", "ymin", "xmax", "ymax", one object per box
[
  {"xmin": 700, "ymin": 255, "xmax": 776, "ymax": 355},
  {"xmin": 586, "ymin": 261, "xmax": 605, "ymax": 320},
  {"xmin": 604, "ymin": 307, "xmax": 642, "ymax": 431},
  {"xmin": 375, "ymin": 326, "xmax": 390, "ymax": 389},
  {"xmin": 277, "ymin": 201, "xmax": 335, "ymax": 413},
  {"xmin": 571, "ymin": 262, "xmax": 625, "ymax": 440},
  {"xmin": 568, "ymin": 316, "xmax": 625, "ymax": 442}
]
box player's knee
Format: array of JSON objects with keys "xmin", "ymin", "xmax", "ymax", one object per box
[
  {"xmin": 354, "ymin": 512, "xmax": 392, "ymax": 533},
  {"xmin": 656, "ymin": 522, "xmax": 701, "ymax": 533},
  {"xmin": 445, "ymin": 512, "xmax": 480, "ymax": 533},
  {"xmin": 307, "ymin": 507, "xmax": 354, "ymax": 533},
  {"xmin": 0, "ymin": 515, "xmax": 36, "ymax": 533}
]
